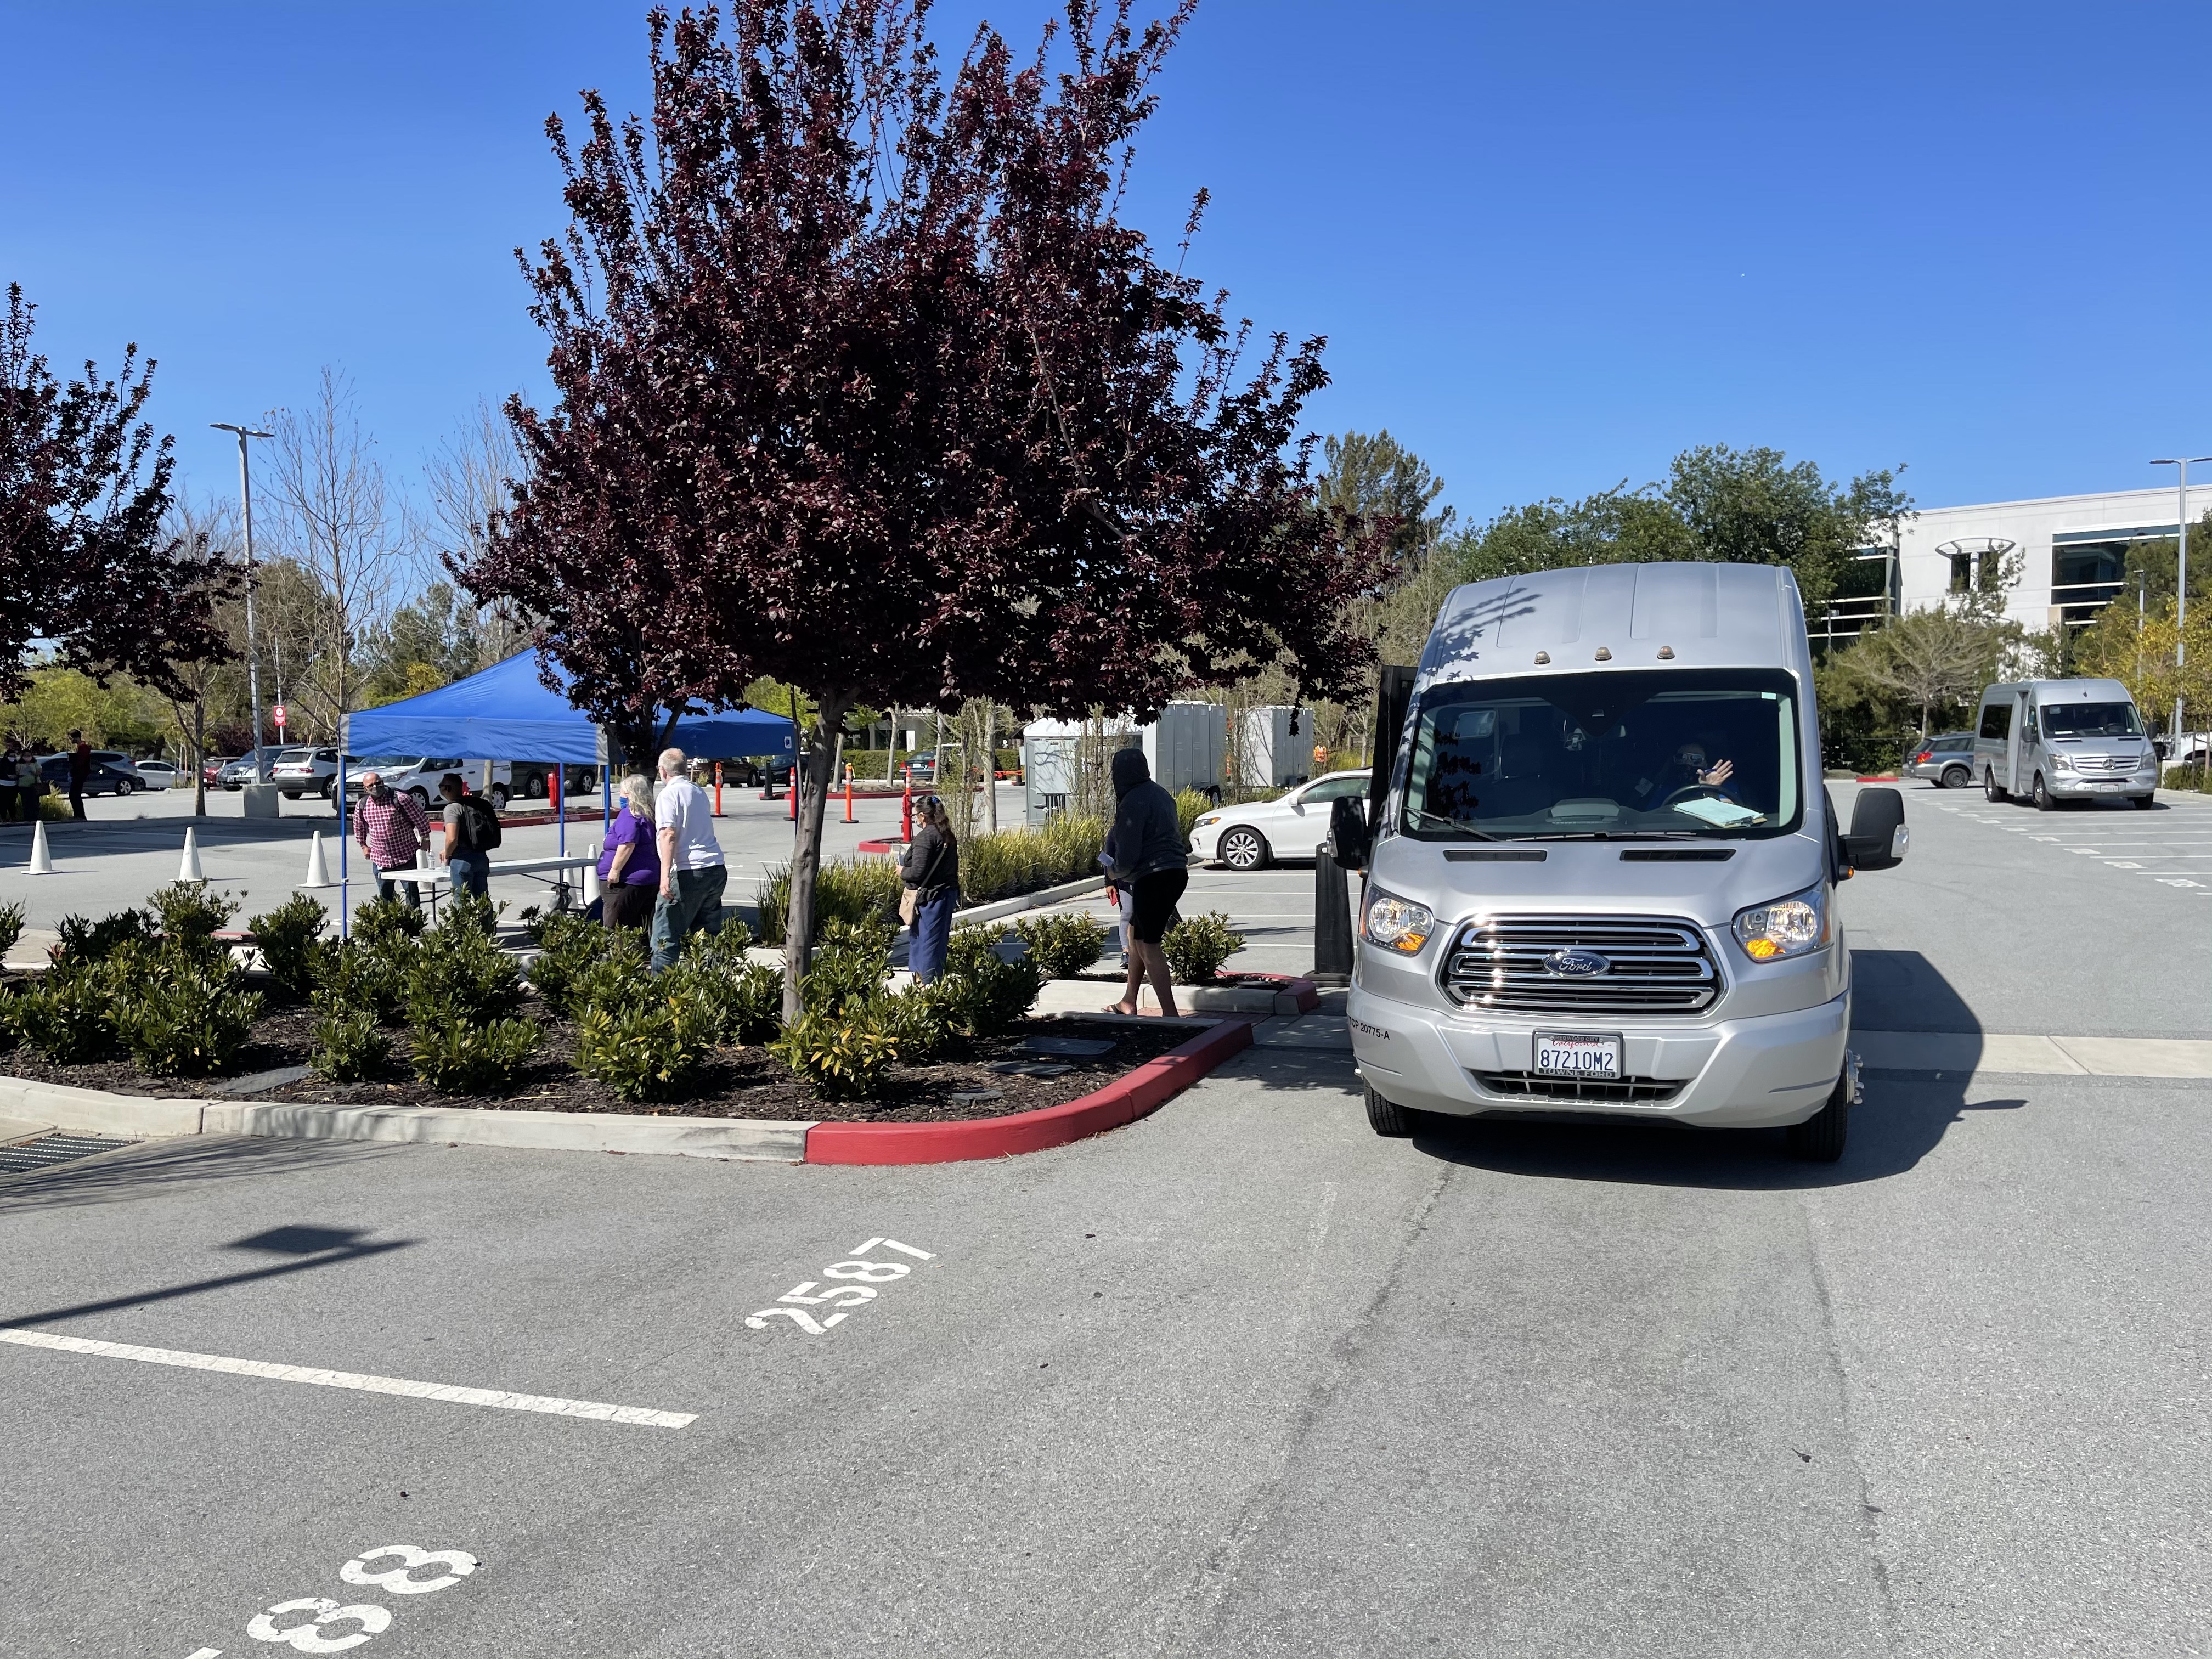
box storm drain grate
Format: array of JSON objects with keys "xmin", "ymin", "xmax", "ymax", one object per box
[{"xmin": 0, "ymin": 1134, "xmax": 138, "ymax": 1174}]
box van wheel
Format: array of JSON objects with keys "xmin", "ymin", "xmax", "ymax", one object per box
[
  {"xmin": 1786, "ymin": 1074, "xmax": 1851, "ymax": 1162},
  {"xmin": 2032, "ymin": 772, "xmax": 2056, "ymax": 811},
  {"xmin": 407, "ymin": 786, "xmax": 431, "ymax": 810},
  {"xmin": 1364, "ymin": 1084, "xmax": 1414, "ymax": 1137},
  {"xmin": 2132, "ymin": 793, "xmax": 2157, "ymax": 810},
  {"xmin": 1940, "ymin": 764, "xmax": 1970, "ymax": 790},
  {"xmin": 1220, "ymin": 827, "xmax": 1269, "ymax": 871},
  {"xmin": 527, "ymin": 774, "xmax": 548, "ymax": 799},
  {"xmin": 489, "ymin": 785, "xmax": 510, "ymax": 811},
  {"xmin": 1983, "ymin": 768, "xmax": 2006, "ymax": 802}
]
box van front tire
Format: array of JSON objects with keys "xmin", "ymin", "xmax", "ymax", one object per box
[
  {"xmin": 1983, "ymin": 768, "xmax": 2007, "ymax": 802},
  {"xmin": 2032, "ymin": 772, "xmax": 2056, "ymax": 811},
  {"xmin": 1786, "ymin": 1074, "xmax": 1851, "ymax": 1162},
  {"xmin": 1364, "ymin": 1084, "xmax": 1414, "ymax": 1137}
]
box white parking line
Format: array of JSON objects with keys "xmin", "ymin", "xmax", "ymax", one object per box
[{"xmin": 0, "ymin": 1328, "xmax": 696, "ymax": 1428}]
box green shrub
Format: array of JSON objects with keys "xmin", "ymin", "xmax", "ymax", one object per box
[
  {"xmin": 105, "ymin": 945, "xmax": 264, "ymax": 1076},
  {"xmin": 312, "ymin": 1008, "xmax": 391, "ymax": 1081},
  {"xmin": 148, "ymin": 882, "xmax": 241, "ymax": 960},
  {"xmin": 770, "ymin": 1006, "xmax": 901, "ymax": 1099},
  {"xmin": 352, "ymin": 896, "xmax": 427, "ymax": 947},
  {"xmin": 568, "ymin": 933, "xmax": 657, "ymax": 1017},
  {"xmin": 52, "ymin": 907, "xmax": 156, "ymax": 971},
  {"xmin": 9, "ymin": 967, "xmax": 112, "ymax": 1062},
  {"xmin": 1012, "ymin": 911, "xmax": 1105, "ymax": 979},
  {"xmin": 756, "ymin": 857, "xmax": 904, "ymax": 945},
  {"xmin": 314, "ymin": 933, "xmax": 415, "ymax": 1025},
  {"xmin": 1163, "ymin": 911, "xmax": 1245, "ymax": 984},
  {"xmin": 1174, "ymin": 788, "xmax": 1212, "ymax": 844},
  {"xmin": 660, "ymin": 927, "xmax": 778, "ymax": 1045},
  {"xmin": 248, "ymin": 895, "xmax": 332, "ymax": 1004},
  {"xmin": 527, "ymin": 912, "xmax": 616, "ymax": 1017},
  {"xmin": 0, "ymin": 899, "xmax": 24, "ymax": 965},
  {"xmin": 574, "ymin": 991, "xmax": 719, "ymax": 1102},
  {"xmin": 2160, "ymin": 765, "xmax": 2211, "ymax": 793},
  {"xmin": 409, "ymin": 1016, "xmax": 540, "ymax": 1094},
  {"xmin": 939, "ymin": 926, "xmax": 1042, "ymax": 1036},
  {"xmin": 959, "ymin": 814, "xmax": 1106, "ymax": 905},
  {"xmin": 882, "ymin": 980, "xmax": 955, "ymax": 1062},
  {"xmin": 404, "ymin": 898, "xmax": 523, "ymax": 1027},
  {"xmin": 801, "ymin": 917, "xmax": 894, "ymax": 1014}
]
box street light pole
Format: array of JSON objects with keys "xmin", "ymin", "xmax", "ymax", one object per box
[
  {"xmin": 213, "ymin": 423, "xmax": 274, "ymax": 781},
  {"xmin": 2151, "ymin": 455, "xmax": 2212, "ymax": 748}
]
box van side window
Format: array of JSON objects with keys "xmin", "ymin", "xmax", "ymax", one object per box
[
  {"xmin": 1978, "ymin": 703, "xmax": 2010, "ymax": 741},
  {"xmin": 2023, "ymin": 708, "xmax": 2038, "ymax": 741}
]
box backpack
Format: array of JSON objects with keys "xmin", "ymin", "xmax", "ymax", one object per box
[{"xmin": 456, "ymin": 794, "xmax": 503, "ymax": 853}]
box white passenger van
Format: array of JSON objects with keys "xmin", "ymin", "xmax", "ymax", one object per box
[
  {"xmin": 1970, "ymin": 678, "xmax": 2158, "ymax": 810},
  {"xmin": 1346, "ymin": 562, "xmax": 1906, "ymax": 1161}
]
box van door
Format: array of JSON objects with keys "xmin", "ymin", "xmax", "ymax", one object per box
[
  {"xmin": 2017, "ymin": 694, "xmax": 2040, "ymax": 794},
  {"xmin": 2009, "ymin": 691, "xmax": 2030, "ymax": 793}
]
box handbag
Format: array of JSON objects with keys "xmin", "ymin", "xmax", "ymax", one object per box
[{"xmin": 898, "ymin": 887, "xmax": 920, "ymax": 927}]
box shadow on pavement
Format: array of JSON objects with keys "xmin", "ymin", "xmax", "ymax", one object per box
[
  {"xmin": 2, "ymin": 1225, "xmax": 416, "ymax": 1328},
  {"xmin": 1848, "ymin": 947, "xmax": 1981, "ymax": 1032},
  {"xmin": 0, "ymin": 1133, "xmax": 406, "ymax": 1215}
]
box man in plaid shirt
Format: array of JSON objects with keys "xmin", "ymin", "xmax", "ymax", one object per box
[{"xmin": 353, "ymin": 770, "xmax": 431, "ymax": 909}]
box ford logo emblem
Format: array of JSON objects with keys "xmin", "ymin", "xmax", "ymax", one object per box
[{"xmin": 1544, "ymin": 949, "xmax": 1609, "ymax": 978}]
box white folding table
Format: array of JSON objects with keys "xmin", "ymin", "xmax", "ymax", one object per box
[{"xmin": 377, "ymin": 854, "xmax": 601, "ymax": 918}]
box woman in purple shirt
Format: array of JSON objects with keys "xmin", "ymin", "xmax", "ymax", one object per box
[{"xmin": 597, "ymin": 772, "xmax": 662, "ymax": 931}]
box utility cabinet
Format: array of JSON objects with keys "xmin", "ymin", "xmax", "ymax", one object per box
[
  {"xmin": 1141, "ymin": 702, "xmax": 1227, "ymax": 794},
  {"xmin": 1236, "ymin": 706, "xmax": 1315, "ymax": 788}
]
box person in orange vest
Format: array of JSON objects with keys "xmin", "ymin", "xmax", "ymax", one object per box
[{"xmin": 1312, "ymin": 740, "xmax": 1328, "ymax": 774}]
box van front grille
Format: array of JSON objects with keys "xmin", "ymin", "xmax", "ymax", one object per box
[
  {"xmin": 1440, "ymin": 913, "xmax": 1721, "ymax": 1014},
  {"xmin": 1471, "ymin": 1070, "xmax": 1684, "ymax": 1104}
]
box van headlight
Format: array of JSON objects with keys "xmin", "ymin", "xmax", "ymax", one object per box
[
  {"xmin": 1362, "ymin": 888, "xmax": 1435, "ymax": 954},
  {"xmin": 2051, "ymin": 752, "xmax": 2075, "ymax": 771},
  {"xmin": 1732, "ymin": 883, "xmax": 1829, "ymax": 962}
]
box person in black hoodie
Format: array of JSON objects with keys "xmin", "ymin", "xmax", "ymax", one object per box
[{"xmin": 1105, "ymin": 746, "xmax": 1187, "ymax": 1017}]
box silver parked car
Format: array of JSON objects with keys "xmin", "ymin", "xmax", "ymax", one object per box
[
  {"xmin": 1971, "ymin": 679, "xmax": 2159, "ymax": 810},
  {"xmin": 1346, "ymin": 561, "xmax": 1908, "ymax": 1162},
  {"xmin": 1904, "ymin": 731, "xmax": 1976, "ymax": 788},
  {"xmin": 1189, "ymin": 770, "xmax": 1372, "ymax": 870}
]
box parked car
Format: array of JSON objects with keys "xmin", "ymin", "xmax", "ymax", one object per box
[
  {"xmin": 133, "ymin": 760, "xmax": 180, "ymax": 790},
  {"xmin": 1190, "ymin": 770, "xmax": 1372, "ymax": 870},
  {"xmin": 270, "ymin": 747, "xmax": 352, "ymax": 799},
  {"xmin": 202, "ymin": 755, "xmax": 238, "ymax": 788},
  {"xmin": 1904, "ymin": 731, "xmax": 1977, "ymax": 788},
  {"xmin": 217, "ymin": 746, "xmax": 294, "ymax": 788},
  {"xmin": 37, "ymin": 754, "xmax": 139, "ymax": 797}
]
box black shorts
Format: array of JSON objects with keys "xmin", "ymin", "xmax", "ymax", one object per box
[{"xmin": 1128, "ymin": 867, "xmax": 1188, "ymax": 944}]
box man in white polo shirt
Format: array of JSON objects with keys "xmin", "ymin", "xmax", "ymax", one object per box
[{"xmin": 651, "ymin": 747, "xmax": 728, "ymax": 970}]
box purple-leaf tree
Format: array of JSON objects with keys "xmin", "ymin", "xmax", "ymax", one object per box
[
  {"xmin": 460, "ymin": 0, "xmax": 1389, "ymax": 1017},
  {"xmin": 0, "ymin": 284, "xmax": 236, "ymax": 704}
]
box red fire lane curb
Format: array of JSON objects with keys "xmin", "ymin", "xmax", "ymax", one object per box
[{"xmin": 804, "ymin": 1016, "xmax": 1256, "ymax": 1166}]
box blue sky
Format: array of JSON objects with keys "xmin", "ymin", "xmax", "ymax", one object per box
[{"xmin": 5, "ymin": 1, "xmax": 2209, "ymax": 531}]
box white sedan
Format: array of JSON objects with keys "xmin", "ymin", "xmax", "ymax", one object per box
[
  {"xmin": 133, "ymin": 760, "xmax": 180, "ymax": 789},
  {"xmin": 1189, "ymin": 770, "xmax": 1372, "ymax": 870}
]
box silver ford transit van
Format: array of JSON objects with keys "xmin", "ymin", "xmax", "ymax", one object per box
[
  {"xmin": 1971, "ymin": 678, "xmax": 2158, "ymax": 810},
  {"xmin": 1346, "ymin": 562, "xmax": 1906, "ymax": 1161}
]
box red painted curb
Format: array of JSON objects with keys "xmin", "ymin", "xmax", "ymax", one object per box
[
  {"xmin": 1853, "ymin": 775, "xmax": 1900, "ymax": 782},
  {"xmin": 803, "ymin": 1017, "xmax": 1256, "ymax": 1165}
]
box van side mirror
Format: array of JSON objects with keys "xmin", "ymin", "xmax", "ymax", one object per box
[
  {"xmin": 1326, "ymin": 795, "xmax": 1371, "ymax": 872},
  {"xmin": 1842, "ymin": 787, "xmax": 1907, "ymax": 871}
]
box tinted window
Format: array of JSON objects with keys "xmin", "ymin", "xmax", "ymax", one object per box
[
  {"xmin": 1402, "ymin": 669, "xmax": 1802, "ymax": 841},
  {"xmin": 1978, "ymin": 703, "xmax": 2011, "ymax": 740},
  {"xmin": 1300, "ymin": 776, "xmax": 1368, "ymax": 804},
  {"xmin": 2042, "ymin": 701, "xmax": 2143, "ymax": 738}
]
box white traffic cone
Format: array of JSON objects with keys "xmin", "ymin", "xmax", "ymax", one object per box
[
  {"xmin": 302, "ymin": 830, "xmax": 332, "ymax": 888},
  {"xmin": 584, "ymin": 843, "xmax": 602, "ymax": 907},
  {"xmin": 179, "ymin": 826, "xmax": 206, "ymax": 883},
  {"xmin": 26, "ymin": 819, "xmax": 55, "ymax": 875}
]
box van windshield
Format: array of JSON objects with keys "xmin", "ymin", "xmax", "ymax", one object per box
[
  {"xmin": 2042, "ymin": 702, "xmax": 2142, "ymax": 738},
  {"xmin": 1402, "ymin": 669, "xmax": 1803, "ymax": 840}
]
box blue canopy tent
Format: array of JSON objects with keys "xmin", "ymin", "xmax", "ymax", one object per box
[{"xmin": 333, "ymin": 652, "xmax": 796, "ymax": 926}]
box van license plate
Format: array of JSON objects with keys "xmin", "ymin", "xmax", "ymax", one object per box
[{"xmin": 1534, "ymin": 1034, "xmax": 1623, "ymax": 1079}]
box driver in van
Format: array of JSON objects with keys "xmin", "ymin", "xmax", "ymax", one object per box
[{"xmin": 1633, "ymin": 738, "xmax": 1736, "ymax": 806}]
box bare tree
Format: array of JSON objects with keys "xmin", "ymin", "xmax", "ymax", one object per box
[
  {"xmin": 262, "ymin": 369, "xmax": 405, "ymax": 732},
  {"xmin": 424, "ymin": 398, "xmax": 529, "ymax": 668}
]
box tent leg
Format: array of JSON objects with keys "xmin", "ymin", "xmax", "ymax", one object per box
[{"xmin": 336, "ymin": 766, "xmax": 349, "ymax": 940}]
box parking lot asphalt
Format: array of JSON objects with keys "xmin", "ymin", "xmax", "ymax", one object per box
[{"xmin": 3, "ymin": 778, "xmax": 2207, "ymax": 1657}]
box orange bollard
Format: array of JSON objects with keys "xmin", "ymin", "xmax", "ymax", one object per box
[
  {"xmin": 789, "ymin": 764, "xmax": 799, "ymax": 821},
  {"xmin": 713, "ymin": 760, "xmax": 724, "ymax": 817},
  {"xmin": 843, "ymin": 764, "xmax": 856, "ymax": 823},
  {"xmin": 901, "ymin": 778, "xmax": 913, "ymax": 841}
]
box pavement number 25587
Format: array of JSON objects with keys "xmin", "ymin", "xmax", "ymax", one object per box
[
  {"xmin": 746, "ymin": 1237, "xmax": 935, "ymax": 1335},
  {"xmin": 184, "ymin": 1544, "xmax": 478, "ymax": 1655}
]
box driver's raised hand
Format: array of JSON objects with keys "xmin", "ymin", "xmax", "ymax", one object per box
[{"xmin": 1699, "ymin": 758, "xmax": 1735, "ymax": 787}]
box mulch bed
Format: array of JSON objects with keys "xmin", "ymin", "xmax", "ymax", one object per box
[{"xmin": 0, "ymin": 974, "xmax": 1198, "ymax": 1123}]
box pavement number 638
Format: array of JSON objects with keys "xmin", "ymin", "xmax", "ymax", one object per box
[
  {"xmin": 242, "ymin": 1546, "xmax": 477, "ymax": 1652},
  {"xmin": 747, "ymin": 1237, "xmax": 934, "ymax": 1335}
]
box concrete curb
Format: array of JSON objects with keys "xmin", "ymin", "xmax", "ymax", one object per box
[
  {"xmin": 0, "ymin": 1077, "xmax": 208, "ymax": 1139},
  {"xmin": 803, "ymin": 1015, "xmax": 1256, "ymax": 1166},
  {"xmin": 953, "ymin": 873, "xmax": 1109, "ymax": 927},
  {"xmin": 206, "ymin": 1098, "xmax": 812, "ymax": 1161}
]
